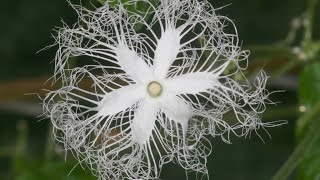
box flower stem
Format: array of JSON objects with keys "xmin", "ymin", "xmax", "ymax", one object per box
[
  {"xmin": 272, "ymin": 101, "xmax": 320, "ymax": 180},
  {"xmin": 247, "ymin": 44, "xmax": 290, "ymax": 54},
  {"xmin": 270, "ymin": 58, "xmax": 300, "ymax": 81},
  {"xmin": 302, "ymin": 0, "xmax": 318, "ymax": 47},
  {"xmin": 247, "ymin": 44, "xmax": 301, "ymax": 81}
]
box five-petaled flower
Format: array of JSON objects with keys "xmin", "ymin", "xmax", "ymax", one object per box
[{"xmin": 43, "ymin": 0, "xmax": 286, "ymax": 179}]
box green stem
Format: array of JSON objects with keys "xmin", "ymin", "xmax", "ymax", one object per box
[
  {"xmin": 247, "ymin": 44, "xmax": 291, "ymax": 56},
  {"xmin": 302, "ymin": 0, "xmax": 318, "ymax": 47},
  {"xmin": 246, "ymin": 44, "xmax": 301, "ymax": 81},
  {"xmin": 283, "ymin": 17, "xmax": 301, "ymax": 46},
  {"xmin": 270, "ymin": 58, "xmax": 300, "ymax": 81},
  {"xmin": 272, "ymin": 101, "xmax": 320, "ymax": 180}
]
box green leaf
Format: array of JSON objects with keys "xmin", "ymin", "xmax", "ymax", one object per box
[{"xmin": 296, "ymin": 62, "xmax": 320, "ymax": 180}]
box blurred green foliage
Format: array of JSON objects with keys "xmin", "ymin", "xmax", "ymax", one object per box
[
  {"xmin": 297, "ymin": 62, "xmax": 320, "ymax": 180},
  {"xmin": 14, "ymin": 158, "xmax": 95, "ymax": 180}
]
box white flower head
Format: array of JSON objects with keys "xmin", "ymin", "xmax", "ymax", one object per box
[{"xmin": 43, "ymin": 0, "xmax": 286, "ymax": 179}]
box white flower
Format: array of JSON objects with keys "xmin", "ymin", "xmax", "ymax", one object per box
[{"xmin": 43, "ymin": 0, "xmax": 286, "ymax": 179}]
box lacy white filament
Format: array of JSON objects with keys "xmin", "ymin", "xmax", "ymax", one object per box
[{"xmin": 43, "ymin": 0, "xmax": 286, "ymax": 179}]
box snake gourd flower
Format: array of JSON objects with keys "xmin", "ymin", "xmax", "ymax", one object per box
[{"xmin": 43, "ymin": 0, "xmax": 286, "ymax": 179}]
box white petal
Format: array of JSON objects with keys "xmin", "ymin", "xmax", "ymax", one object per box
[
  {"xmin": 163, "ymin": 72, "xmax": 217, "ymax": 95},
  {"xmin": 153, "ymin": 28, "xmax": 181, "ymax": 80},
  {"xmin": 159, "ymin": 95, "xmax": 191, "ymax": 133},
  {"xmin": 117, "ymin": 45, "xmax": 152, "ymax": 83},
  {"xmin": 97, "ymin": 84, "xmax": 146, "ymax": 117},
  {"xmin": 132, "ymin": 100, "xmax": 158, "ymax": 144}
]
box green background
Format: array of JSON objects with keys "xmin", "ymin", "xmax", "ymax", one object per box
[{"xmin": 0, "ymin": 0, "xmax": 319, "ymax": 179}]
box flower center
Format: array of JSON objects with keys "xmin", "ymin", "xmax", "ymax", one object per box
[{"xmin": 147, "ymin": 81, "xmax": 162, "ymax": 97}]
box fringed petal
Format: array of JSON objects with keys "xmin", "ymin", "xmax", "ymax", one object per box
[
  {"xmin": 117, "ymin": 44, "xmax": 153, "ymax": 83},
  {"xmin": 98, "ymin": 84, "xmax": 146, "ymax": 117},
  {"xmin": 132, "ymin": 100, "xmax": 158, "ymax": 144},
  {"xmin": 159, "ymin": 94, "xmax": 191, "ymax": 133},
  {"xmin": 163, "ymin": 72, "xmax": 217, "ymax": 95},
  {"xmin": 153, "ymin": 28, "xmax": 181, "ymax": 80}
]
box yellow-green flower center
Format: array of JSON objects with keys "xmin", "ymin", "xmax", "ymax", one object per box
[{"xmin": 147, "ymin": 81, "xmax": 162, "ymax": 97}]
